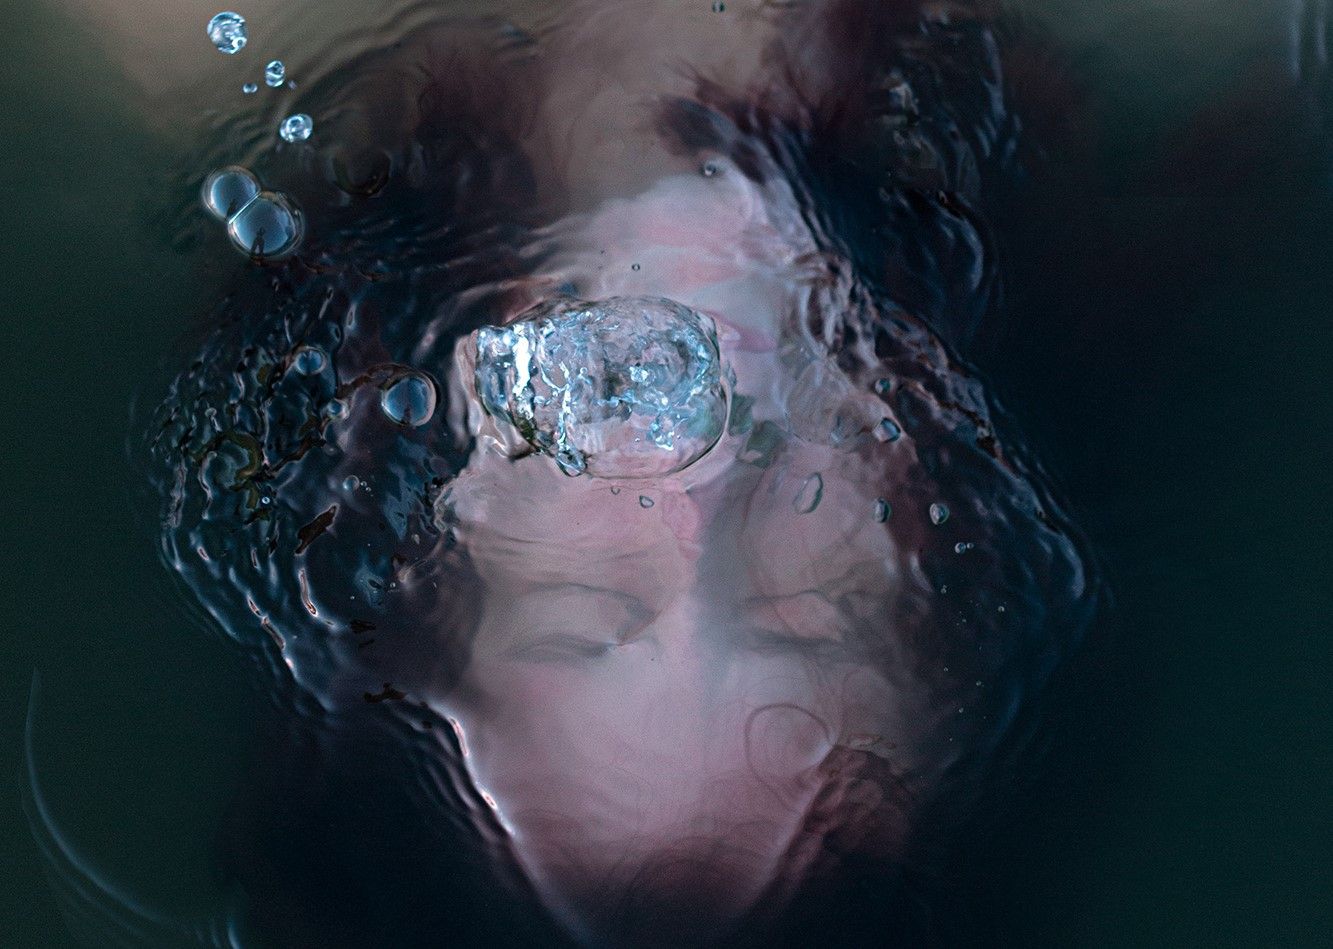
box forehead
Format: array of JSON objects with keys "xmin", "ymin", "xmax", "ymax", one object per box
[
  {"xmin": 449, "ymin": 451, "xmax": 698, "ymax": 606},
  {"xmin": 451, "ymin": 435, "xmax": 896, "ymax": 611}
]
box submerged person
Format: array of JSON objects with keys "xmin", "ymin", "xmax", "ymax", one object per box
[{"xmin": 47, "ymin": 0, "xmax": 1099, "ymax": 944}]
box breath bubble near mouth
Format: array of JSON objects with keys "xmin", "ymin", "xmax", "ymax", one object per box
[{"xmin": 475, "ymin": 296, "xmax": 728, "ymax": 478}]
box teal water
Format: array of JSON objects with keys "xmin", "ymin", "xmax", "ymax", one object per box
[
  {"xmin": 0, "ymin": 4, "xmax": 255, "ymax": 945},
  {"xmin": 1, "ymin": 0, "xmax": 1330, "ymax": 945}
]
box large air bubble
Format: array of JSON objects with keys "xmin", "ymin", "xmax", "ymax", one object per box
[
  {"xmin": 201, "ymin": 166, "xmax": 260, "ymax": 222},
  {"xmin": 475, "ymin": 297, "xmax": 728, "ymax": 478},
  {"xmin": 226, "ymin": 191, "xmax": 304, "ymax": 260}
]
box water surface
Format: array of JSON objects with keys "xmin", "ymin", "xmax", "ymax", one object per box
[{"xmin": 1, "ymin": 0, "xmax": 1329, "ymax": 946}]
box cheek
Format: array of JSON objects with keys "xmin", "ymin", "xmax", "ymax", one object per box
[
  {"xmin": 439, "ymin": 605, "xmax": 910, "ymax": 937},
  {"xmin": 447, "ymin": 643, "xmax": 899, "ymax": 840}
]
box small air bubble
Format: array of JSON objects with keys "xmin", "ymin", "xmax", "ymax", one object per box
[
  {"xmin": 279, "ymin": 113, "xmax": 313, "ymax": 143},
  {"xmin": 264, "ymin": 60, "xmax": 286, "ymax": 87},
  {"xmin": 630, "ymin": 263, "xmax": 641, "ymax": 271},
  {"xmin": 380, "ymin": 372, "xmax": 437, "ymax": 427},
  {"xmin": 226, "ymin": 191, "xmax": 303, "ymax": 259},
  {"xmin": 794, "ymin": 473, "xmax": 824, "ymax": 514},
  {"xmin": 874, "ymin": 377, "xmax": 892, "ymax": 396},
  {"xmin": 201, "ymin": 166, "xmax": 259, "ymax": 221},
  {"xmin": 293, "ymin": 346, "xmax": 325, "ymax": 375},
  {"xmin": 953, "ymin": 541, "xmax": 973, "ymax": 554},
  {"xmin": 873, "ymin": 497, "xmax": 891, "ymax": 523},
  {"xmin": 207, "ymin": 12, "xmax": 246, "ymax": 54},
  {"xmin": 342, "ymin": 476, "xmax": 359, "ymax": 491},
  {"xmin": 712, "ymin": 1, "xmax": 726, "ymax": 10},
  {"xmin": 242, "ymin": 82, "xmax": 258, "ymax": 94},
  {"xmin": 929, "ymin": 502, "xmax": 949, "ymax": 525},
  {"xmin": 639, "ymin": 495, "xmax": 655, "ymax": 508},
  {"xmin": 873, "ymin": 418, "xmax": 902, "ymax": 443}
]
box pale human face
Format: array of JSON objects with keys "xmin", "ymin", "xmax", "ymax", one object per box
[{"xmin": 443, "ymin": 444, "xmax": 916, "ymax": 943}]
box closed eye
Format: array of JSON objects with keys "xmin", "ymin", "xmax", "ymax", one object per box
[
  {"xmin": 735, "ymin": 591, "xmax": 858, "ymax": 660},
  {"xmin": 485, "ymin": 583, "xmax": 652, "ymax": 662},
  {"xmin": 505, "ymin": 632, "xmax": 617, "ymax": 662},
  {"xmin": 742, "ymin": 591, "xmax": 848, "ymax": 642}
]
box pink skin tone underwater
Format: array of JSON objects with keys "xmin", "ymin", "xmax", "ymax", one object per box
[{"xmin": 429, "ymin": 32, "xmax": 926, "ymax": 934}]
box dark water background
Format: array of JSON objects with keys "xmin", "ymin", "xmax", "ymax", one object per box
[{"xmin": 1, "ymin": 0, "xmax": 1329, "ymax": 945}]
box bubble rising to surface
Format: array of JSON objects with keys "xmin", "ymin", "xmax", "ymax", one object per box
[
  {"xmin": 265, "ymin": 60, "xmax": 286, "ymax": 87},
  {"xmin": 206, "ymin": 12, "xmax": 247, "ymax": 54},
  {"xmin": 874, "ymin": 418, "xmax": 902, "ymax": 443},
  {"xmin": 475, "ymin": 296, "xmax": 728, "ymax": 478},
  {"xmin": 226, "ymin": 190, "xmax": 303, "ymax": 259},
  {"xmin": 279, "ymin": 113, "xmax": 314, "ymax": 143},
  {"xmin": 292, "ymin": 346, "xmax": 326, "ymax": 375},
  {"xmin": 380, "ymin": 372, "xmax": 437, "ymax": 427},
  {"xmin": 201, "ymin": 166, "xmax": 259, "ymax": 222}
]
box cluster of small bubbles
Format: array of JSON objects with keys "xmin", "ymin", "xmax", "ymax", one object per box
[
  {"xmin": 292, "ymin": 346, "xmax": 326, "ymax": 375},
  {"xmin": 794, "ymin": 473, "xmax": 824, "ymax": 514},
  {"xmin": 202, "ymin": 165, "xmax": 304, "ymax": 259},
  {"xmin": 929, "ymin": 502, "xmax": 950, "ymax": 525},
  {"xmin": 954, "ymin": 541, "xmax": 975, "ymax": 554},
  {"xmin": 380, "ymin": 372, "xmax": 437, "ymax": 427},
  {"xmin": 475, "ymin": 297, "xmax": 727, "ymax": 478},
  {"xmin": 227, "ymin": 191, "xmax": 304, "ymax": 259},
  {"xmin": 265, "ymin": 60, "xmax": 286, "ymax": 87},
  {"xmin": 874, "ymin": 497, "xmax": 891, "ymax": 523},
  {"xmin": 242, "ymin": 82, "xmax": 258, "ymax": 95},
  {"xmin": 639, "ymin": 495, "xmax": 655, "ymax": 509},
  {"xmin": 279, "ymin": 113, "xmax": 314, "ymax": 143},
  {"xmin": 874, "ymin": 418, "xmax": 902, "ymax": 443},
  {"xmin": 207, "ymin": 12, "xmax": 247, "ymax": 54},
  {"xmin": 201, "ymin": 166, "xmax": 260, "ymax": 221}
]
